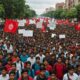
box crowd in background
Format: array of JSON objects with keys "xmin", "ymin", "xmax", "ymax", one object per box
[{"xmin": 0, "ymin": 23, "xmax": 80, "ymax": 80}]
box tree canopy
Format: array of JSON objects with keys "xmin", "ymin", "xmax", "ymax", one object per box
[
  {"xmin": 42, "ymin": 4, "xmax": 80, "ymax": 21},
  {"xmin": 0, "ymin": 0, "xmax": 36, "ymax": 19}
]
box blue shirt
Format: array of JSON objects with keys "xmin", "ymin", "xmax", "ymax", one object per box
[{"xmin": 20, "ymin": 55, "xmax": 29, "ymax": 63}]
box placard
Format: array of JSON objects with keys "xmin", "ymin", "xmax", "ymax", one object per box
[
  {"xmin": 59, "ymin": 34, "xmax": 66, "ymax": 39},
  {"xmin": 18, "ymin": 29, "xmax": 25, "ymax": 34},
  {"xmin": 51, "ymin": 34, "xmax": 56, "ymax": 38},
  {"xmin": 18, "ymin": 19, "xmax": 26, "ymax": 27},
  {"xmin": 36, "ymin": 22, "xmax": 43, "ymax": 28},
  {"xmin": 23, "ymin": 30, "xmax": 33, "ymax": 37}
]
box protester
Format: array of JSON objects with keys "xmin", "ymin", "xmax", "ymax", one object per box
[
  {"xmin": 0, "ymin": 68, "xmax": 9, "ymax": 80},
  {"xmin": 0, "ymin": 18, "xmax": 80, "ymax": 80},
  {"xmin": 27, "ymin": 54, "xmax": 36, "ymax": 67},
  {"xmin": 53, "ymin": 57, "xmax": 66, "ymax": 80},
  {"xmin": 34, "ymin": 68, "xmax": 47, "ymax": 80},
  {"xmin": 63, "ymin": 66, "xmax": 78, "ymax": 80},
  {"xmin": 48, "ymin": 72, "xmax": 59, "ymax": 80},
  {"xmin": 9, "ymin": 71, "xmax": 17, "ymax": 80},
  {"xmin": 18, "ymin": 69, "xmax": 33, "ymax": 80}
]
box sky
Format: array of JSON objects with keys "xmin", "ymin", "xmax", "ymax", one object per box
[{"xmin": 26, "ymin": 0, "xmax": 65, "ymax": 15}]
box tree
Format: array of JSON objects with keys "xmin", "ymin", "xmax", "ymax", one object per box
[
  {"xmin": 42, "ymin": 11, "xmax": 54, "ymax": 18},
  {"xmin": 0, "ymin": 0, "xmax": 36, "ymax": 19},
  {"xmin": 24, "ymin": 5, "xmax": 37, "ymax": 18},
  {"xmin": 66, "ymin": 8, "xmax": 77, "ymax": 19},
  {"xmin": 54, "ymin": 9, "xmax": 63, "ymax": 19},
  {"xmin": 0, "ymin": 4, "xmax": 5, "ymax": 18},
  {"xmin": 60, "ymin": 9, "xmax": 67, "ymax": 19},
  {"xmin": 76, "ymin": 4, "xmax": 80, "ymax": 21}
]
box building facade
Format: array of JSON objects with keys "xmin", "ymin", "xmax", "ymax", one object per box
[
  {"xmin": 45, "ymin": 7, "xmax": 55, "ymax": 13},
  {"xmin": 56, "ymin": 2, "xmax": 65, "ymax": 10},
  {"xmin": 65, "ymin": 0, "xmax": 80, "ymax": 9}
]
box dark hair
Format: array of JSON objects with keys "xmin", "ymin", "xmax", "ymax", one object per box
[
  {"xmin": 50, "ymin": 71, "xmax": 56, "ymax": 75},
  {"xmin": 26, "ymin": 61, "xmax": 31, "ymax": 65},
  {"xmin": 9, "ymin": 71, "xmax": 15, "ymax": 75},
  {"xmin": 0, "ymin": 60, "xmax": 2, "ymax": 63},
  {"xmin": 12, "ymin": 63, "xmax": 16, "ymax": 67},
  {"xmin": 43, "ymin": 59, "xmax": 48, "ymax": 62},
  {"xmin": 68, "ymin": 66, "xmax": 74, "ymax": 71},
  {"xmin": 2, "ymin": 67, "xmax": 7, "ymax": 71},
  {"xmin": 21, "ymin": 69, "xmax": 28, "ymax": 74},
  {"xmin": 36, "ymin": 57, "xmax": 40, "ymax": 60},
  {"xmin": 77, "ymin": 65, "xmax": 80, "ymax": 68},
  {"xmin": 7, "ymin": 58, "xmax": 12, "ymax": 62},
  {"xmin": 57, "ymin": 57, "xmax": 62, "ymax": 60}
]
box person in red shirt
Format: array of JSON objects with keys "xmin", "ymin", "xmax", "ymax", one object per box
[
  {"xmin": 53, "ymin": 57, "xmax": 66, "ymax": 80},
  {"xmin": 12, "ymin": 51, "xmax": 18, "ymax": 63},
  {"xmin": 18, "ymin": 69, "xmax": 33, "ymax": 80},
  {"xmin": 43, "ymin": 59, "xmax": 52, "ymax": 73},
  {"xmin": 5, "ymin": 59, "xmax": 12, "ymax": 72},
  {"xmin": 48, "ymin": 72, "xmax": 59, "ymax": 80}
]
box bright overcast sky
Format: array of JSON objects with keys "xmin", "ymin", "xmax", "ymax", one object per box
[{"xmin": 26, "ymin": 0, "xmax": 65, "ymax": 15}]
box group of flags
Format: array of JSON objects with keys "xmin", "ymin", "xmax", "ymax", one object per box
[
  {"xmin": 56, "ymin": 19, "xmax": 75, "ymax": 26},
  {"xmin": 3, "ymin": 18, "xmax": 80, "ymax": 34},
  {"xmin": 3, "ymin": 18, "xmax": 56, "ymax": 33}
]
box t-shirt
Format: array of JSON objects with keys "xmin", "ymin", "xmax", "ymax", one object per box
[
  {"xmin": 36, "ymin": 54, "xmax": 45, "ymax": 63},
  {"xmin": 0, "ymin": 74, "xmax": 9, "ymax": 80},
  {"xmin": 63, "ymin": 73, "xmax": 78, "ymax": 80},
  {"xmin": 27, "ymin": 57, "xmax": 35, "ymax": 67}
]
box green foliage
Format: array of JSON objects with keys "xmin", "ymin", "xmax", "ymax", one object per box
[
  {"xmin": 54, "ymin": 9, "xmax": 64, "ymax": 19},
  {"xmin": 66, "ymin": 8, "xmax": 77, "ymax": 19},
  {"xmin": 0, "ymin": 4, "xmax": 5, "ymax": 18},
  {"xmin": 42, "ymin": 11, "xmax": 54, "ymax": 18},
  {"xmin": 0, "ymin": 0, "xmax": 36, "ymax": 19},
  {"xmin": 42, "ymin": 7, "xmax": 78, "ymax": 19},
  {"xmin": 24, "ymin": 5, "xmax": 37, "ymax": 18},
  {"xmin": 76, "ymin": 4, "xmax": 80, "ymax": 21}
]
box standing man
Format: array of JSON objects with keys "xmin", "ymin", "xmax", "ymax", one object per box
[{"xmin": 63, "ymin": 66, "xmax": 78, "ymax": 80}]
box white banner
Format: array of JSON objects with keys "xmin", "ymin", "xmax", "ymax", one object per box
[
  {"xmin": 59, "ymin": 34, "xmax": 66, "ymax": 39},
  {"xmin": 18, "ymin": 29, "xmax": 25, "ymax": 34},
  {"xmin": 36, "ymin": 22, "xmax": 43, "ymax": 28},
  {"xmin": 29, "ymin": 19, "xmax": 35, "ymax": 24},
  {"xmin": 17, "ymin": 19, "xmax": 26, "ymax": 27},
  {"xmin": 23, "ymin": 30, "xmax": 33, "ymax": 37},
  {"xmin": 48, "ymin": 21, "xmax": 56, "ymax": 30}
]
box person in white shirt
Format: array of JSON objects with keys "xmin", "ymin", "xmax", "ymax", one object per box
[
  {"xmin": 63, "ymin": 66, "xmax": 78, "ymax": 80},
  {"xmin": 36, "ymin": 51, "xmax": 45, "ymax": 63},
  {"xmin": 0, "ymin": 68, "xmax": 9, "ymax": 80},
  {"xmin": 15, "ymin": 56, "xmax": 24, "ymax": 77},
  {"xmin": 27, "ymin": 54, "xmax": 36, "ymax": 67},
  {"xmin": 78, "ymin": 75, "xmax": 80, "ymax": 80},
  {"xmin": 3, "ymin": 41, "xmax": 13, "ymax": 54}
]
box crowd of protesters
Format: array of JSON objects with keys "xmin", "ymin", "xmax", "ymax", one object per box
[{"xmin": 0, "ymin": 22, "xmax": 80, "ymax": 80}]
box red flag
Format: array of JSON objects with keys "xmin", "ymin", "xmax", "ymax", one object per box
[
  {"xmin": 75, "ymin": 23, "xmax": 80, "ymax": 31},
  {"xmin": 56, "ymin": 20, "xmax": 63, "ymax": 25},
  {"xmin": 63, "ymin": 19, "xmax": 69, "ymax": 25},
  {"xmin": 4, "ymin": 19, "xmax": 18, "ymax": 33},
  {"xmin": 26, "ymin": 19, "xmax": 30, "ymax": 26},
  {"xmin": 35, "ymin": 18, "xmax": 40, "ymax": 23},
  {"xmin": 41, "ymin": 22, "xmax": 46, "ymax": 32},
  {"xmin": 69, "ymin": 22, "xmax": 75, "ymax": 27}
]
